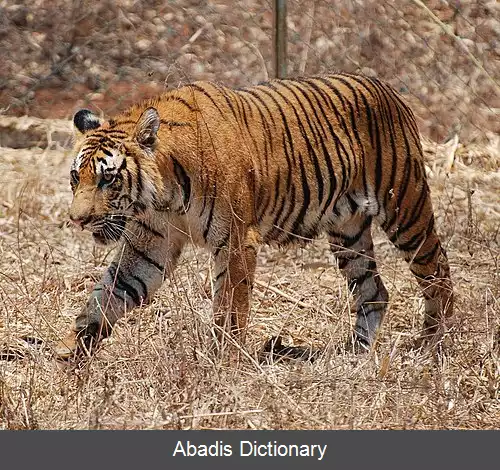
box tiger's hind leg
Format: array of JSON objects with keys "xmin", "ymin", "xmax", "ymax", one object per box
[
  {"xmin": 328, "ymin": 212, "xmax": 389, "ymax": 350},
  {"xmin": 381, "ymin": 180, "xmax": 453, "ymax": 346}
]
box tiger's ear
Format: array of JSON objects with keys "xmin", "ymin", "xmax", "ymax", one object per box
[
  {"xmin": 134, "ymin": 107, "xmax": 160, "ymax": 149},
  {"xmin": 73, "ymin": 109, "xmax": 102, "ymax": 136}
]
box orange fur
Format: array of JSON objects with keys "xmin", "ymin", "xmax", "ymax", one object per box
[{"xmin": 56, "ymin": 73, "xmax": 453, "ymax": 358}]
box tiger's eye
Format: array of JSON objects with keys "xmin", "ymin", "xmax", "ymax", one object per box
[{"xmin": 100, "ymin": 170, "xmax": 116, "ymax": 186}]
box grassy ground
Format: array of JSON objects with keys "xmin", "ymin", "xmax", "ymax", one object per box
[{"xmin": 0, "ymin": 133, "xmax": 498, "ymax": 430}]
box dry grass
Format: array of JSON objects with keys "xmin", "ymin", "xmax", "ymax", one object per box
[
  {"xmin": 0, "ymin": 132, "xmax": 498, "ymax": 430},
  {"xmin": 1, "ymin": 0, "xmax": 499, "ymax": 142}
]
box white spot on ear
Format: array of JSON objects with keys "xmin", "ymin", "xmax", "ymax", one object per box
[{"xmin": 73, "ymin": 109, "xmax": 102, "ymax": 135}]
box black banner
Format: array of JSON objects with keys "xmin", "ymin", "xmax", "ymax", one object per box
[{"xmin": 0, "ymin": 430, "xmax": 497, "ymax": 469}]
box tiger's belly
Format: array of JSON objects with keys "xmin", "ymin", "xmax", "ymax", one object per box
[
  {"xmin": 258, "ymin": 194, "xmax": 331, "ymax": 246},
  {"xmin": 258, "ymin": 186, "xmax": 382, "ymax": 247}
]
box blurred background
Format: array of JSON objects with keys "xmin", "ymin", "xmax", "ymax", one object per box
[{"xmin": 0, "ymin": 0, "xmax": 498, "ymax": 142}]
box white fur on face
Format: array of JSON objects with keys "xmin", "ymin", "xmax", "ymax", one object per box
[
  {"xmin": 97, "ymin": 149, "xmax": 124, "ymax": 177},
  {"xmin": 71, "ymin": 147, "xmax": 125, "ymax": 177}
]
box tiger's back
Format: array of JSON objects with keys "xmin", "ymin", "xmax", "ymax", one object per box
[
  {"xmin": 56, "ymin": 72, "xmax": 453, "ymax": 358},
  {"xmin": 168, "ymin": 74, "xmax": 427, "ymax": 247}
]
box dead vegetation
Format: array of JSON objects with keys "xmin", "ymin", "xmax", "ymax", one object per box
[
  {"xmin": 0, "ymin": 0, "xmax": 499, "ymax": 430},
  {"xmin": 0, "ymin": 0, "xmax": 499, "ymax": 141},
  {"xmin": 0, "ymin": 128, "xmax": 498, "ymax": 430}
]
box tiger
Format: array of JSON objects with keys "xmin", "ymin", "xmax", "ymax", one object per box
[{"xmin": 55, "ymin": 72, "xmax": 454, "ymax": 359}]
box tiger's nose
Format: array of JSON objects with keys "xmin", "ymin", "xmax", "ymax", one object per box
[{"xmin": 69, "ymin": 214, "xmax": 90, "ymax": 229}]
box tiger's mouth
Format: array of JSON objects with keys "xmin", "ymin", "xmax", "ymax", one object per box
[{"xmin": 90, "ymin": 216, "xmax": 126, "ymax": 245}]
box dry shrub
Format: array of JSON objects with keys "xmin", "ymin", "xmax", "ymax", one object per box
[
  {"xmin": 0, "ymin": 129, "xmax": 498, "ymax": 430},
  {"xmin": 1, "ymin": 0, "xmax": 498, "ymax": 142}
]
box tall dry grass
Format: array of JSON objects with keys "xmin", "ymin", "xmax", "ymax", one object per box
[{"xmin": 0, "ymin": 132, "xmax": 498, "ymax": 430}]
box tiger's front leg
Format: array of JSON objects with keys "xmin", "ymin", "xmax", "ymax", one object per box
[
  {"xmin": 55, "ymin": 220, "xmax": 186, "ymax": 358},
  {"xmin": 211, "ymin": 227, "xmax": 259, "ymax": 350}
]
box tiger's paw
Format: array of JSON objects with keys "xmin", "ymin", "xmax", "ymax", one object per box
[
  {"xmin": 410, "ymin": 330, "xmax": 450, "ymax": 355},
  {"xmin": 336, "ymin": 334, "xmax": 373, "ymax": 354},
  {"xmin": 53, "ymin": 331, "xmax": 80, "ymax": 360},
  {"xmin": 260, "ymin": 336, "xmax": 320, "ymax": 363},
  {"xmin": 54, "ymin": 330, "xmax": 100, "ymax": 361}
]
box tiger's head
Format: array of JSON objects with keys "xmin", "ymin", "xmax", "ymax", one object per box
[{"xmin": 69, "ymin": 107, "xmax": 162, "ymax": 245}]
